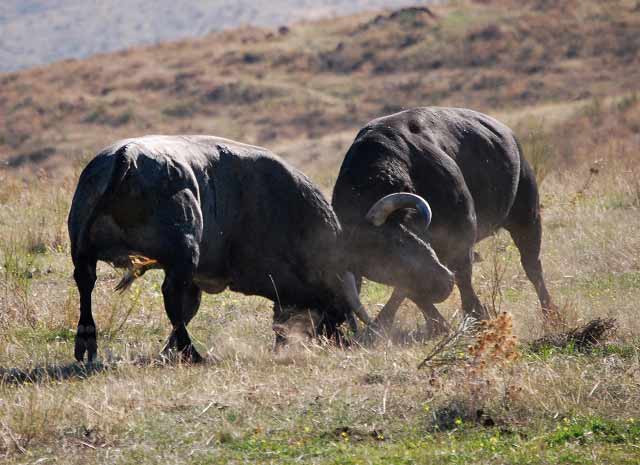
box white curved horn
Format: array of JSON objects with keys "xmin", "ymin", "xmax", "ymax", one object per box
[
  {"xmin": 365, "ymin": 192, "xmax": 432, "ymax": 228},
  {"xmin": 341, "ymin": 272, "xmax": 374, "ymax": 325}
]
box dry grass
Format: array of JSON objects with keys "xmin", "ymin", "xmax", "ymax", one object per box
[
  {"xmin": 0, "ymin": 99, "xmax": 638, "ymax": 462},
  {"xmin": 0, "ymin": 0, "xmax": 639, "ymax": 463}
]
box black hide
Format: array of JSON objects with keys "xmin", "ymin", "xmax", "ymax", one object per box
[
  {"xmin": 332, "ymin": 107, "xmax": 555, "ymax": 333},
  {"xmin": 68, "ymin": 135, "xmax": 350, "ymax": 362}
]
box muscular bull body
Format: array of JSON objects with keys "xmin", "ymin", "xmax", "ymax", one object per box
[
  {"xmin": 68, "ymin": 135, "xmax": 364, "ymax": 362},
  {"xmin": 332, "ymin": 107, "xmax": 556, "ymax": 335}
]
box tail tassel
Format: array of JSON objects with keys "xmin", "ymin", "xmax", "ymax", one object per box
[{"xmin": 114, "ymin": 255, "xmax": 159, "ymax": 293}]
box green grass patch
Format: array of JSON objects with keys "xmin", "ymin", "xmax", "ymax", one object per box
[
  {"xmin": 12, "ymin": 326, "xmax": 75, "ymax": 344},
  {"xmin": 574, "ymin": 272, "xmax": 640, "ymax": 296},
  {"xmin": 547, "ymin": 417, "xmax": 640, "ymax": 446},
  {"xmin": 112, "ymin": 416, "xmax": 640, "ymax": 464},
  {"xmin": 524, "ymin": 340, "xmax": 639, "ymax": 361}
]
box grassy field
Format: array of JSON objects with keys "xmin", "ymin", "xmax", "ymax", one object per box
[{"xmin": 1, "ymin": 0, "xmax": 640, "ymax": 463}]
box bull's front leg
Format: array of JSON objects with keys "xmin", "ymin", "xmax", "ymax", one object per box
[
  {"xmin": 73, "ymin": 255, "xmax": 98, "ymax": 363},
  {"xmin": 374, "ymin": 287, "xmax": 406, "ymax": 333},
  {"xmin": 354, "ymin": 287, "xmax": 405, "ymax": 346},
  {"xmin": 414, "ymin": 300, "xmax": 451, "ymax": 339},
  {"xmin": 452, "ymin": 251, "xmax": 489, "ymax": 321}
]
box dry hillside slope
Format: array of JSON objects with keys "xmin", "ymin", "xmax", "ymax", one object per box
[
  {"xmin": 0, "ymin": 0, "xmax": 427, "ymax": 72},
  {"xmin": 0, "ymin": 0, "xmax": 639, "ymax": 182}
]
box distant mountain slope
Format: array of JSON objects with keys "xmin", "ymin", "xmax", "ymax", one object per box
[
  {"xmin": 0, "ymin": 0, "xmax": 429, "ymax": 72},
  {"xmin": 0, "ymin": 0, "xmax": 638, "ymax": 180}
]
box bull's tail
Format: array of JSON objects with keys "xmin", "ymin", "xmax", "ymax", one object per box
[
  {"xmin": 114, "ymin": 255, "xmax": 160, "ymax": 293},
  {"xmin": 69, "ymin": 144, "xmax": 134, "ymax": 261}
]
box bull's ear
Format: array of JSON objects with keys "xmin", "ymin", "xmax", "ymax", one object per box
[{"xmin": 272, "ymin": 323, "xmax": 288, "ymax": 336}]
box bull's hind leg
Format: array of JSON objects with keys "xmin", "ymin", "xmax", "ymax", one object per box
[
  {"xmin": 505, "ymin": 219, "xmax": 556, "ymax": 319},
  {"xmin": 505, "ymin": 160, "xmax": 557, "ymax": 321},
  {"xmin": 162, "ymin": 279, "xmax": 201, "ymax": 349},
  {"xmin": 157, "ymin": 226, "xmax": 203, "ymax": 362},
  {"xmin": 150, "ymin": 188, "xmax": 205, "ymax": 362},
  {"xmin": 161, "ymin": 271, "xmax": 203, "ymax": 363},
  {"xmin": 73, "ymin": 255, "xmax": 98, "ymax": 363}
]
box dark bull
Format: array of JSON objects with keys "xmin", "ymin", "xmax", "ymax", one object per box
[{"xmin": 332, "ymin": 107, "xmax": 557, "ymax": 336}]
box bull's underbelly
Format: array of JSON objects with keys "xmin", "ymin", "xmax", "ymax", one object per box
[
  {"xmin": 461, "ymin": 171, "xmax": 519, "ymax": 241},
  {"xmin": 193, "ymin": 274, "xmax": 229, "ymax": 294},
  {"xmin": 468, "ymin": 184, "xmax": 518, "ymax": 240}
]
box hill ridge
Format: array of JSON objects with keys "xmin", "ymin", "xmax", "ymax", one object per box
[
  {"xmin": 0, "ymin": 0, "xmax": 638, "ymax": 182},
  {"xmin": 0, "ymin": 0, "xmax": 429, "ymax": 72}
]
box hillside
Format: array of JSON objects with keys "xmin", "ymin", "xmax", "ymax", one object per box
[
  {"xmin": 0, "ymin": 0, "xmax": 428, "ymax": 72},
  {"xmin": 0, "ymin": 0, "xmax": 639, "ymax": 184}
]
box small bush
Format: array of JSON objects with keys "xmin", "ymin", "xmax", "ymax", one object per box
[
  {"xmin": 83, "ymin": 105, "xmax": 134, "ymax": 127},
  {"xmin": 584, "ymin": 96, "xmax": 604, "ymax": 126},
  {"xmin": 517, "ymin": 118, "xmax": 556, "ymax": 184},
  {"xmin": 162, "ymin": 102, "xmax": 196, "ymax": 118},
  {"xmin": 616, "ymin": 92, "xmax": 638, "ymax": 113}
]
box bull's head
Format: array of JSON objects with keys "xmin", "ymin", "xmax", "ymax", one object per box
[
  {"xmin": 271, "ymin": 192, "xmax": 454, "ymax": 347},
  {"xmin": 272, "ymin": 308, "xmax": 321, "ymax": 350},
  {"xmin": 339, "ymin": 192, "xmax": 454, "ymax": 325}
]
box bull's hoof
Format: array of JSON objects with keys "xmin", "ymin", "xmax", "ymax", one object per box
[
  {"xmin": 181, "ymin": 344, "xmax": 204, "ymax": 364},
  {"xmin": 355, "ymin": 323, "xmax": 385, "ymax": 347},
  {"xmin": 468, "ymin": 303, "xmax": 490, "ymax": 322},
  {"xmin": 75, "ymin": 324, "xmax": 97, "ymax": 363},
  {"xmin": 418, "ymin": 322, "xmax": 450, "ymax": 341},
  {"xmin": 160, "ymin": 344, "xmax": 204, "ymax": 364},
  {"xmin": 542, "ymin": 303, "xmax": 566, "ymax": 331}
]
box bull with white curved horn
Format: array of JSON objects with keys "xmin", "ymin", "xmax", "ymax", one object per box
[{"xmin": 332, "ymin": 107, "xmax": 558, "ymax": 338}]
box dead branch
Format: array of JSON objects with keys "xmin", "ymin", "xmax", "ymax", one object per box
[{"xmin": 529, "ymin": 318, "xmax": 617, "ymax": 352}]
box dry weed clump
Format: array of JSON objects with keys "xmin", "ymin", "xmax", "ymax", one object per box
[
  {"xmin": 467, "ymin": 312, "xmax": 519, "ymax": 373},
  {"xmin": 530, "ymin": 317, "xmax": 617, "ymax": 353},
  {"xmin": 418, "ymin": 313, "xmax": 519, "ymax": 369},
  {"xmin": 420, "ymin": 313, "xmax": 521, "ymax": 428},
  {"xmin": 463, "ymin": 313, "xmax": 519, "ymax": 421}
]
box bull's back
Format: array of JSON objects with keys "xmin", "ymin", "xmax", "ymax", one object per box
[
  {"xmin": 358, "ymin": 108, "xmax": 522, "ymax": 238},
  {"xmin": 220, "ymin": 151, "xmax": 341, "ymax": 300}
]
